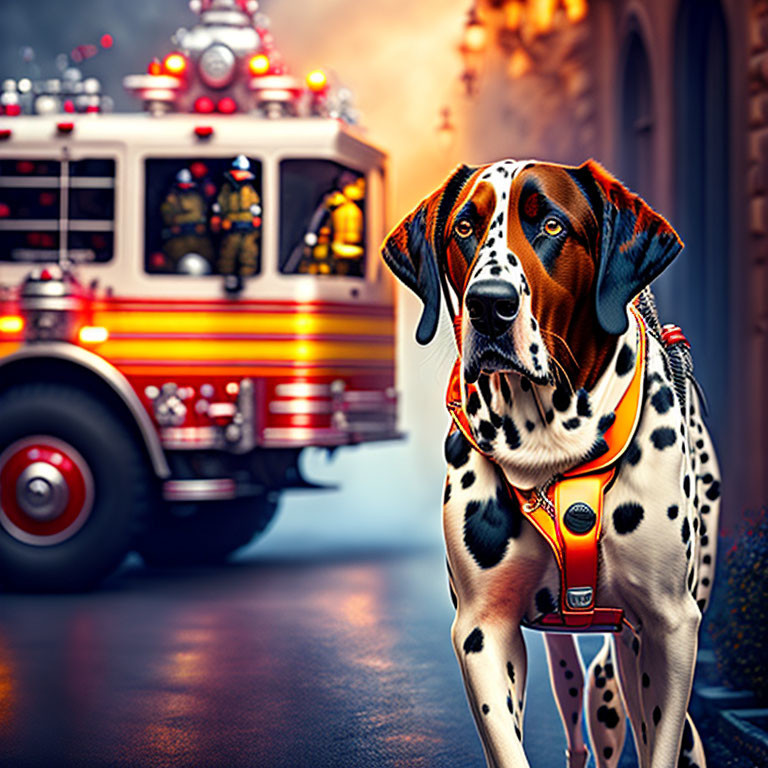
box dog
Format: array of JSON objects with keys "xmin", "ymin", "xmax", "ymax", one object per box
[{"xmin": 381, "ymin": 159, "xmax": 720, "ymax": 768}]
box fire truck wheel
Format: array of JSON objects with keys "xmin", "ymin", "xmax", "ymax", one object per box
[
  {"xmin": 0, "ymin": 383, "xmax": 152, "ymax": 591},
  {"xmin": 136, "ymin": 494, "xmax": 279, "ymax": 567}
]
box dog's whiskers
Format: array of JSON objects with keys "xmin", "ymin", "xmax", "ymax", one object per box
[{"xmin": 540, "ymin": 328, "xmax": 579, "ymax": 372}]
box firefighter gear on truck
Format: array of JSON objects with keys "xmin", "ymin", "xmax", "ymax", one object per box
[
  {"xmin": 160, "ymin": 169, "xmax": 214, "ymax": 273},
  {"xmin": 300, "ymin": 175, "xmax": 365, "ymax": 276},
  {"xmin": 211, "ymin": 155, "xmax": 262, "ymax": 277}
]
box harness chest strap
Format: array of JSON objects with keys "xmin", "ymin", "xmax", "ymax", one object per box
[{"xmin": 446, "ymin": 306, "xmax": 647, "ymax": 633}]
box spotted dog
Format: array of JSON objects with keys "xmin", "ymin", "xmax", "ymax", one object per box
[{"xmin": 381, "ymin": 159, "xmax": 720, "ymax": 768}]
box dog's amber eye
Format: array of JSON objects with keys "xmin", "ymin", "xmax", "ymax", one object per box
[
  {"xmin": 454, "ymin": 219, "xmax": 474, "ymax": 239},
  {"xmin": 544, "ymin": 218, "xmax": 563, "ymax": 236}
]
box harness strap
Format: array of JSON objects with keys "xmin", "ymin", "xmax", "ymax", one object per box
[{"xmin": 445, "ymin": 307, "xmax": 647, "ymax": 633}]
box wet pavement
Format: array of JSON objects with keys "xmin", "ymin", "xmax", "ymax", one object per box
[{"xmin": 0, "ymin": 546, "xmax": 637, "ymax": 768}]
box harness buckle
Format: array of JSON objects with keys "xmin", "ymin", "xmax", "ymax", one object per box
[{"xmin": 566, "ymin": 587, "xmax": 594, "ymax": 609}]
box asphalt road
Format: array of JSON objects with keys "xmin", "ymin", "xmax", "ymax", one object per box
[{"xmin": 0, "ymin": 544, "xmax": 639, "ymax": 768}]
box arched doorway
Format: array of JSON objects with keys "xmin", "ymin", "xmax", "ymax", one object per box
[
  {"xmin": 618, "ymin": 27, "xmax": 654, "ymax": 204},
  {"xmin": 669, "ymin": 0, "xmax": 730, "ymax": 446}
]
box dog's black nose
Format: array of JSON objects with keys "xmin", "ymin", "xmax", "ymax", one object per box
[{"xmin": 465, "ymin": 279, "xmax": 520, "ymax": 337}]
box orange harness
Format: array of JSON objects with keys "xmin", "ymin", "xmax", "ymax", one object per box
[{"xmin": 446, "ymin": 307, "xmax": 647, "ymax": 633}]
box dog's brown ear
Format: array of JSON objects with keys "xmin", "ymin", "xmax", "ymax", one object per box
[
  {"xmin": 381, "ymin": 165, "xmax": 477, "ymax": 345},
  {"xmin": 572, "ymin": 160, "xmax": 683, "ymax": 336}
]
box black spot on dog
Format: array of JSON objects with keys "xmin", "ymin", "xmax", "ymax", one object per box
[
  {"xmin": 650, "ymin": 427, "xmax": 676, "ymax": 450},
  {"xmin": 530, "ymin": 343, "xmax": 538, "ymax": 354},
  {"xmin": 499, "ymin": 375, "xmax": 511, "ymax": 404},
  {"xmin": 603, "ymin": 690, "xmax": 613, "ymax": 702},
  {"xmin": 603, "ymin": 746, "xmax": 614, "ymax": 760},
  {"xmin": 700, "ymin": 452, "xmax": 709, "ymax": 463},
  {"xmin": 535, "ymin": 588, "xmax": 557, "ymax": 614},
  {"xmin": 467, "ymin": 391, "xmax": 481, "ymax": 416},
  {"xmin": 693, "ymin": 518, "xmax": 699, "ymax": 532},
  {"xmin": 520, "ymin": 377, "xmax": 531, "ymax": 392},
  {"xmin": 642, "ymin": 721, "xmax": 647, "ymax": 744},
  {"xmin": 503, "ymin": 416, "xmax": 521, "ymax": 450},
  {"xmin": 668, "ymin": 504, "xmax": 679, "ymax": 520},
  {"xmin": 598, "ymin": 412, "xmax": 616, "ymax": 433},
  {"xmin": 490, "ymin": 265, "xmax": 502, "ymax": 276},
  {"xmin": 653, "ymin": 706, "xmax": 662, "ymax": 726},
  {"xmin": 507, "ymin": 662, "xmax": 515, "ymax": 683},
  {"xmin": 681, "ymin": 518, "xmax": 690, "ymax": 544},
  {"xmin": 683, "ymin": 475, "xmax": 691, "ymax": 497},
  {"xmin": 703, "ymin": 554, "xmax": 711, "ymax": 565},
  {"xmin": 463, "ymin": 484, "xmax": 523, "ymax": 568},
  {"xmin": 546, "ymin": 409, "xmax": 554, "ymax": 423},
  {"xmin": 478, "ymin": 420, "xmax": 496, "ymax": 440},
  {"xmin": 596, "ymin": 677, "xmax": 606, "ymax": 689},
  {"xmin": 461, "ymin": 471, "xmax": 475, "ymax": 489},
  {"xmin": 651, "ymin": 386, "xmax": 674, "ymax": 414},
  {"xmin": 702, "ymin": 577, "xmax": 710, "ymax": 587},
  {"xmin": 597, "ymin": 705, "xmax": 620, "ymax": 729},
  {"xmin": 559, "ymin": 659, "xmax": 567, "ymax": 668},
  {"xmin": 702, "ymin": 473, "xmax": 713, "ymax": 484},
  {"xmin": 530, "ymin": 317, "xmax": 537, "ymax": 330},
  {"xmin": 478, "ymin": 375, "xmax": 494, "ymax": 406},
  {"xmin": 604, "ymin": 663, "xmax": 614, "ymax": 678},
  {"xmin": 514, "ymin": 724, "xmax": 522, "ymax": 740},
  {"xmin": 525, "ymin": 419, "xmax": 535, "ymax": 432},
  {"xmin": 613, "ymin": 502, "xmax": 644, "ymax": 534},
  {"xmin": 705, "ymin": 481, "xmax": 721, "ymax": 501},
  {"xmin": 571, "ymin": 712, "xmax": 578, "ymax": 725},
  {"xmin": 444, "ymin": 483, "xmax": 451, "ymax": 504},
  {"xmin": 585, "ymin": 438, "xmax": 609, "ymax": 462},
  {"xmin": 701, "ymin": 535, "xmax": 709, "ymax": 547},
  {"xmin": 489, "ymin": 410, "xmax": 502, "ymax": 428},
  {"xmin": 697, "ymin": 598, "xmax": 706, "ymax": 612},
  {"xmin": 482, "ymin": 704, "xmax": 490, "ymax": 715},
  {"xmin": 616, "ymin": 344, "xmax": 635, "ymax": 375},
  {"xmin": 486, "ymin": 237, "xmax": 496, "ymax": 248},
  {"xmin": 506, "ymin": 693, "xmax": 514, "ymax": 713},
  {"xmin": 508, "ymin": 253, "xmax": 518, "ymax": 266},
  {"xmin": 563, "ymin": 417, "xmax": 581, "ymax": 430},
  {"xmin": 625, "ymin": 440, "xmax": 642, "ymax": 466},
  {"xmin": 553, "ymin": 380, "xmax": 571, "ymax": 411},
  {"xmin": 445, "ymin": 430, "xmax": 471, "ymax": 468},
  {"xmin": 632, "ymin": 638, "xmax": 640, "ymax": 655},
  {"xmin": 642, "ymin": 673, "xmax": 650, "ymax": 688},
  {"xmin": 696, "ymin": 439, "xmax": 704, "ymax": 449},
  {"xmin": 565, "ymin": 670, "xmax": 574, "ymax": 679},
  {"xmin": 569, "ymin": 687, "xmax": 578, "ymax": 697},
  {"xmin": 463, "ymin": 627, "xmax": 484, "ymax": 653},
  {"xmin": 577, "ymin": 389, "xmax": 592, "ymax": 417}
]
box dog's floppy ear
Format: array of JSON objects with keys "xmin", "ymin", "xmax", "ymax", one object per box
[
  {"xmin": 573, "ymin": 159, "xmax": 683, "ymax": 336},
  {"xmin": 381, "ymin": 165, "xmax": 477, "ymax": 345}
]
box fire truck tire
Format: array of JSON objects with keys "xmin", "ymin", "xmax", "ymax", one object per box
[
  {"xmin": 136, "ymin": 494, "xmax": 279, "ymax": 567},
  {"xmin": 0, "ymin": 383, "xmax": 152, "ymax": 592}
]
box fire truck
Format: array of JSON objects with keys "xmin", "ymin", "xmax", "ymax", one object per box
[{"xmin": 0, "ymin": 0, "xmax": 397, "ymax": 590}]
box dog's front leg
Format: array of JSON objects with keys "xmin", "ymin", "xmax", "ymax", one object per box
[
  {"xmin": 451, "ymin": 614, "xmax": 529, "ymax": 768},
  {"xmin": 615, "ymin": 600, "xmax": 701, "ymax": 768},
  {"xmin": 443, "ymin": 435, "xmax": 551, "ymax": 767}
]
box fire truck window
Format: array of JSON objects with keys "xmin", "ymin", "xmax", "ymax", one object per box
[
  {"xmin": 67, "ymin": 158, "xmax": 116, "ymax": 263},
  {"xmin": 279, "ymin": 160, "xmax": 366, "ymax": 277},
  {"xmin": 145, "ymin": 157, "xmax": 263, "ymax": 277},
  {"xmin": 0, "ymin": 159, "xmax": 61, "ymax": 262}
]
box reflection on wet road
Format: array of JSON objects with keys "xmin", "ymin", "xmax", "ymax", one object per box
[{"xmin": 0, "ymin": 548, "xmax": 633, "ymax": 767}]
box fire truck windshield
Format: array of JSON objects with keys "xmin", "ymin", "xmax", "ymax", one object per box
[
  {"xmin": 145, "ymin": 156, "xmax": 263, "ymax": 277},
  {"xmin": 280, "ymin": 159, "xmax": 366, "ymax": 278}
]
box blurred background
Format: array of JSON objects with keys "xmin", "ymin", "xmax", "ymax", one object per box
[{"xmin": 0, "ymin": 1, "xmax": 766, "ymax": 767}]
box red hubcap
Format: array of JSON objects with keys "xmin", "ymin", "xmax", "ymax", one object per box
[{"xmin": 0, "ymin": 437, "xmax": 94, "ymax": 546}]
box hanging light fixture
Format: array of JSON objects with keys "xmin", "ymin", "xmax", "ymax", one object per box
[
  {"xmin": 463, "ymin": 0, "xmax": 589, "ymax": 94},
  {"xmin": 459, "ymin": 4, "xmax": 488, "ymax": 96},
  {"xmin": 436, "ymin": 106, "xmax": 456, "ymax": 148}
]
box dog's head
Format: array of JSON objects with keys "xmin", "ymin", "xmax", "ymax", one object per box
[{"xmin": 382, "ymin": 159, "xmax": 683, "ymax": 387}]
